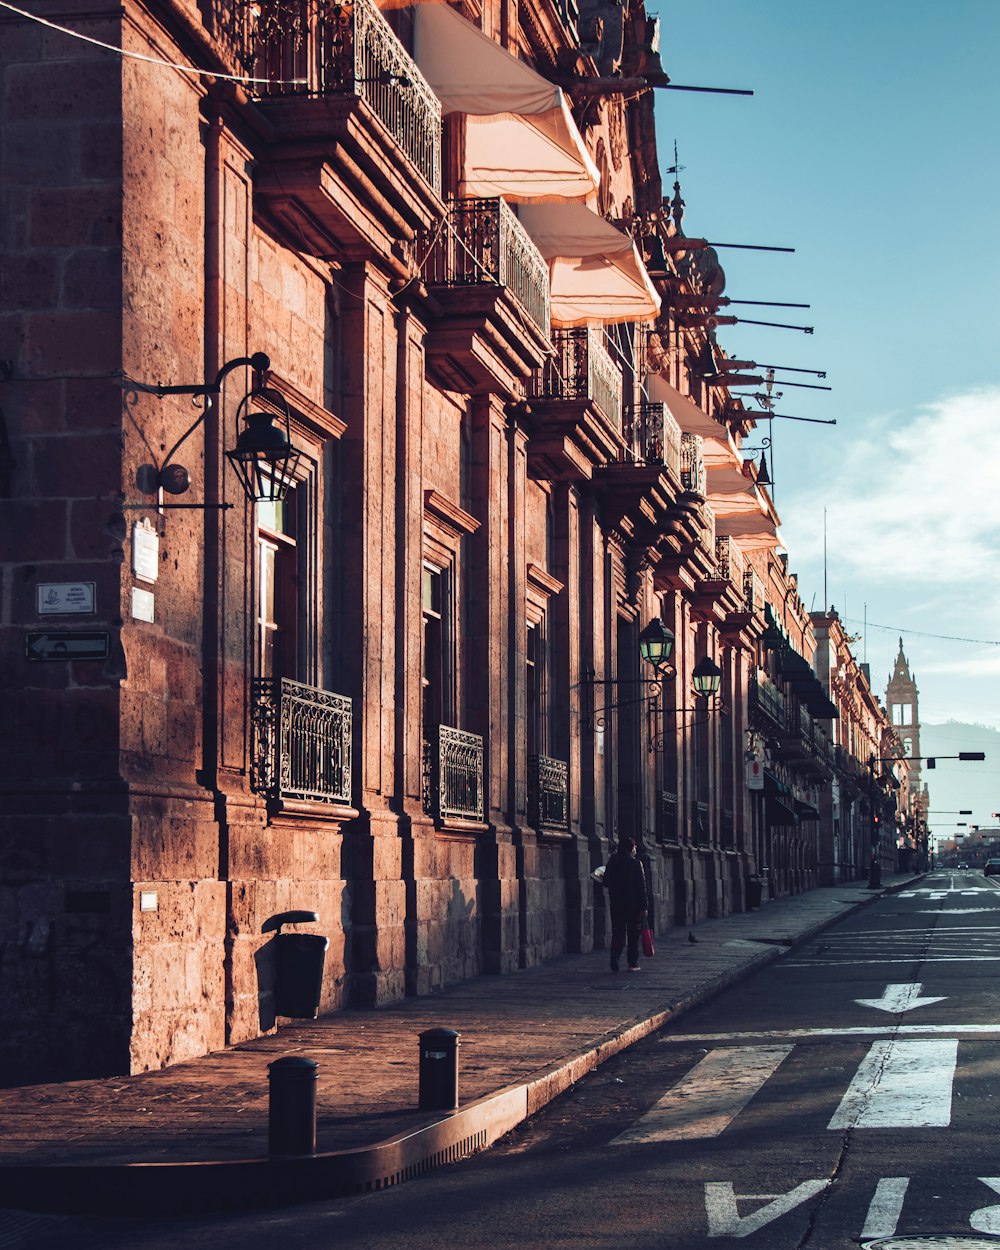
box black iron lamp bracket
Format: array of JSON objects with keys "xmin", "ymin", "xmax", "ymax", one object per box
[
  {"xmin": 122, "ymin": 353, "xmax": 270, "ymax": 509},
  {"xmin": 582, "ymin": 669, "xmax": 669, "ymax": 733}
]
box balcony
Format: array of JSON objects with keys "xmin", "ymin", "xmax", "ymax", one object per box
[
  {"xmin": 680, "ymin": 433, "xmax": 706, "ymax": 497},
  {"xmin": 657, "ymin": 789, "xmax": 679, "ymax": 843},
  {"xmin": 749, "ymin": 672, "xmax": 786, "ymax": 732},
  {"xmin": 715, "ymin": 535, "xmax": 747, "ymax": 587},
  {"xmin": 692, "ymin": 799, "xmax": 710, "ymax": 845},
  {"xmin": 418, "ymin": 197, "xmax": 552, "ymax": 396},
  {"xmin": 422, "ymin": 723, "xmax": 485, "ymax": 825},
  {"xmin": 213, "ymin": 0, "xmax": 443, "ymax": 261},
  {"xmin": 524, "ymin": 327, "xmax": 625, "ymax": 481},
  {"xmin": 622, "ymin": 402, "xmax": 682, "ymax": 477},
  {"xmin": 250, "ymin": 677, "xmax": 352, "ymax": 806},
  {"xmin": 744, "ymin": 564, "xmax": 764, "ymax": 615},
  {"xmin": 528, "ymin": 753, "xmax": 569, "ymax": 833}
]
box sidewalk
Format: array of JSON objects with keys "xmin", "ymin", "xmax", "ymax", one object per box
[{"xmin": 0, "ymin": 874, "xmax": 922, "ymax": 1215}]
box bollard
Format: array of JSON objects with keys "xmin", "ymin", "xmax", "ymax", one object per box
[
  {"xmin": 418, "ymin": 1027, "xmax": 460, "ymax": 1111},
  {"xmin": 268, "ymin": 1055, "xmax": 318, "ymax": 1155}
]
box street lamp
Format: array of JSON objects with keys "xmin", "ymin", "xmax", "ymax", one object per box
[
  {"xmin": 637, "ymin": 619, "xmax": 675, "ymax": 675},
  {"xmin": 125, "ymin": 352, "xmax": 300, "ymax": 505},
  {"xmin": 692, "ymin": 655, "xmax": 723, "ymax": 699}
]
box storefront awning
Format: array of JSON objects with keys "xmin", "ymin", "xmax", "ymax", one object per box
[
  {"xmin": 412, "ymin": 3, "xmax": 599, "ymax": 202},
  {"xmin": 794, "ymin": 797, "xmax": 821, "ymax": 822},
  {"xmin": 517, "ymin": 202, "xmax": 661, "ymax": 326},
  {"xmin": 763, "ymin": 770, "xmax": 798, "ymax": 827}
]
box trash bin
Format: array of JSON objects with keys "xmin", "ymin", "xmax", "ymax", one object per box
[
  {"xmin": 746, "ymin": 877, "xmax": 763, "ymax": 909},
  {"xmin": 270, "ymin": 911, "xmax": 329, "ymax": 1019},
  {"xmin": 419, "ymin": 1027, "xmax": 460, "ymax": 1111}
]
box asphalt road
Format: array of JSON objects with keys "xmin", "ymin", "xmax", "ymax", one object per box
[{"xmin": 11, "ymin": 870, "xmax": 1000, "ymax": 1250}]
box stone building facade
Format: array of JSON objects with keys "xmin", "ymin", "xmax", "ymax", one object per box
[{"xmin": 1, "ymin": 0, "xmax": 881, "ymax": 1081}]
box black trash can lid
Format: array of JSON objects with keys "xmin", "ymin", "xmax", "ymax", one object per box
[
  {"xmin": 419, "ymin": 1027, "xmax": 460, "ymax": 1043},
  {"xmin": 268, "ymin": 1056, "xmax": 319, "ymax": 1078}
]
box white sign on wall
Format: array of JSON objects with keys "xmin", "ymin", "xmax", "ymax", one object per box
[
  {"xmin": 131, "ymin": 587, "xmax": 155, "ymax": 623},
  {"xmin": 132, "ymin": 519, "xmax": 159, "ymax": 584},
  {"xmin": 36, "ymin": 582, "xmax": 96, "ymax": 615},
  {"xmin": 747, "ymin": 757, "xmax": 764, "ymax": 791}
]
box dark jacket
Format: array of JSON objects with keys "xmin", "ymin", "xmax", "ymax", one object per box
[{"xmin": 602, "ymin": 850, "xmax": 647, "ymax": 915}]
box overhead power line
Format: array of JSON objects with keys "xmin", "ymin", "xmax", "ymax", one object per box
[{"xmin": 841, "ymin": 617, "xmax": 1000, "ymax": 648}]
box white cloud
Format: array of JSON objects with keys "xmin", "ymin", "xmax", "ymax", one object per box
[{"xmin": 780, "ymin": 386, "xmax": 1000, "ymax": 589}]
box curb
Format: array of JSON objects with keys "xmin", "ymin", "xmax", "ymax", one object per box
[{"xmin": 0, "ymin": 879, "xmax": 927, "ymax": 1216}]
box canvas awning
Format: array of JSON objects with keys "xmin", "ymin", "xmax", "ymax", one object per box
[
  {"xmin": 517, "ymin": 202, "xmax": 661, "ymax": 326},
  {"xmin": 412, "ymin": 3, "xmax": 599, "ymax": 202},
  {"xmin": 714, "ymin": 510, "xmax": 783, "ymax": 552},
  {"xmin": 645, "ymin": 376, "xmax": 727, "ymax": 440}
]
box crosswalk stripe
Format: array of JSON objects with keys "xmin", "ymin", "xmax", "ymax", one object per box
[
  {"xmin": 610, "ymin": 1045, "xmax": 793, "ymax": 1144},
  {"xmin": 827, "ymin": 1038, "xmax": 958, "ymax": 1128}
]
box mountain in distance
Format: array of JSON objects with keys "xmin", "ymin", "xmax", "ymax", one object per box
[{"xmin": 919, "ymin": 721, "xmax": 1000, "ymax": 843}]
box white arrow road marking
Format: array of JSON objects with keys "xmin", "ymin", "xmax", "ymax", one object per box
[
  {"xmin": 970, "ymin": 1178, "xmax": 1000, "ymax": 1234},
  {"xmin": 828, "ymin": 1038, "xmax": 958, "ymax": 1128},
  {"xmin": 705, "ymin": 1180, "xmax": 829, "ymax": 1238},
  {"xmin": 855, "ymin": 983, "xmax": 947, "ymax": 1013},
  {"xmin": 610, "ymin": 1045, "xmax": 792, "ymax": 1144},
  {"xmin": 662, "ymin": 1025, "xmax": 1000, "ymax": 1042}
]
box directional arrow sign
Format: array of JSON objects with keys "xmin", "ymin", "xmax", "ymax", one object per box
[
  {"xmin": 25, "ymin": 631, "xmax": 109, "ymax": 662},
  {"xmin": 855, "ymin": 982, "xmax": 947, "ymax": 1014}
]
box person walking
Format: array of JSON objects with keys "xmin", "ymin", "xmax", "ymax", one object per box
[{"xmin": 602, "ymin": 836, "xmax": 648, "ymax": 972}]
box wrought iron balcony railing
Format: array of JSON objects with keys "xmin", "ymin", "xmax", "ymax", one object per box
[
  {"xmin": 714, "ymin": 534, "xmax": 747, "ymax": 588},
  {"xmin": 680, "ymin": 432, "xmax": 706, "ymax": 496},
  {"xmin": 527, "ymin": 327, "xmax": 623, "ymax": 428},
  {"xmin": 528, "ymin": 753, "xmax": 569, "ymax": 832},
  {"xmin": 422, "ymin": 723, "xmax": 485, "ymax": 823},
  {"xmin": 692, "ymin": 799, "xmax": 710, "ymax": 845},
  {"xmin": 250, "ymin": 677, "xmax": 352, "ymax": 804},
  {"xmin": 657, "ymin": 789, "xmax": 679, "ymax": 842},
  {"xmin": 621, "ymin": 401, "xmax": 681, "ymax": 475},
  {"xmin": 722, "ymin": 808, "xmax": 735, "ymax": 847},
  {"xmin": 749, "ymin": 672, "xmax": 786, "ymax": 728},
  {"xmin": 417, "ymin": 197, "xmax": 550, "ymax": 336},
  {"xmin": 743, "ymin": 564, "xmax": 763, "ymax": 615},
  {"xmin": 212, "ymin": 0, "xmax": 442, "ymax": 193}
]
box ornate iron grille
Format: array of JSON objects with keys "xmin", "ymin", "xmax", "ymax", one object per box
[
  {"xmin": 714, "ymin": 535, "xmax": 747, "ymax": 588},
  {"xmin": 743, "ymin": 564, "xmax": 763, "ymax": 615},
  {"xmin": 422, "ymin": 723, "xmax": 485, "ymax": 823},
  {"xmin": 251, "ymin": 677, "xmax": 352, "ymax": 804},
  {"xmin": 680, "ymin": 432, "xmax": 706, "ymax": 495},
  {"xmin": 749, "ymin": 672, "xmax": 785, "ymax": 728},
  {"xmin": 722, "ymin": 808, "xmax": 735, "ymax": 847},
  {"xmin": 657, "ymin": 789, "xmax": 679, "ymax": 842},
  {"xmin": 692, "ymin": 799, "xmax": 710, "ymax": 845},
  {"xmin": 527, "ymin": 327, "xmax": 623, "ymax": 428},
  {"xmin": 417, "ymin": 197, "xmax": 550, "ymax": 335},
  {"xmin": 528, "ymin": 753, "xmax": 569, "ymax": 832},
  {"xmin": 211, "ymin": 0, "xmax": 441, "ymax": 192},
  {"xmin": 621, "ymin": 401, "xmax": 681, "ymax": 473}
]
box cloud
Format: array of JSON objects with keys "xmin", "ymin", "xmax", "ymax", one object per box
[{"xmin": 779, "ymin": 386, "xmax": 1000, "ymax": 591}]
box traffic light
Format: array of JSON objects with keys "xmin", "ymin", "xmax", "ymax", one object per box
[
  {"xmin": 959, "ymin": 752, "xmax": 986, "ymax": 761},
  {"xmin": 927, "ymin": 758, "xmax": 935, "ymax": 769}
]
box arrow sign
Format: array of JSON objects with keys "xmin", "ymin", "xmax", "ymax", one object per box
[
  {"xmin": 855, "ymin": 983, "xmax": 947, "ymax": 1014},
  {"xmin": 25, "ymin": 631, "xmax": 109, "ymax": 662}
]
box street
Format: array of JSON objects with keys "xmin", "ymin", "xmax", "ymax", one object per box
[{"xmin": 11, "ymin": 870, "xmax": 1000, "ymax": 1250}]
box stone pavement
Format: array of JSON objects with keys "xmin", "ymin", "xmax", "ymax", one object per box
[{"xmin": 0, "ymin": 874, "xmax": 922, "ymax": 1215}]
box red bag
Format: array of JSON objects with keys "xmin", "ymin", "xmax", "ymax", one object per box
[{"xmin": 641, "ymin": 927, "xmax": 655, "ymax": 958}]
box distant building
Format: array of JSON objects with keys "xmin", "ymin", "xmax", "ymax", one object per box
[{"xmin": 886, "ymin": 639, "xmax": 922, "ymax": 799}]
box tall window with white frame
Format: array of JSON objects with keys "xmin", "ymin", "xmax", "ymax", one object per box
[
  {"xmin": 256, "ymin": 489, "xmax": 299, "ymax": 681},
  {"xmin": 422, "ymin": 563, "xmax": 454, "ymax": 734},
  {"xmin": 526, "ymin": 617, "xmax": 546, "ymax": 760}
]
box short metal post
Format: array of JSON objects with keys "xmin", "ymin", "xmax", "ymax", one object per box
[
  {"xmin": 419, "ymin": 1027, "xmax": 460, "ymax": 1111},
  {"xmin": 268, "ymin": 1055, "xmax": 318, "ymax": 1155}
]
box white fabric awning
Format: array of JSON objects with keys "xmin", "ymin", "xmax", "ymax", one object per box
[
  {"xmin": 518, "ymin": 203, "xmax": 661, "ymax": 326},
  {"xmin": 714, "ymin": 510, "xmax": 782, "ymax": 550},
  {"xmin": 645, "ymin": 376, "xmax": 727, "ymax": 441},
  {"xmin": 412, "ymin": 3, "xmax": 599, "ymax": 202},
  {"xmin": 460, "ymin": 104, "xmax": 599, "ymax": 201}
]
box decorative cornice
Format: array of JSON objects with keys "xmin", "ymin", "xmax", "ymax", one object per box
[
  {"xmin": 423, "ymin": 489, "xmax": 480, "ymax": 538},
  {"xmin": 526, "ymin": 563, "xmax": 564, "ymax": 597}
]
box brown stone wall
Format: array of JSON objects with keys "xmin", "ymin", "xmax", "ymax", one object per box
[{"xmin": 0, "ymin": 2, "xmax": 133, "ymax": 1080}]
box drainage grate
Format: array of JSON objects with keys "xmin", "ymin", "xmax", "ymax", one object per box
[{"xmin": 863, "ymin": 1237, "xmax": 1000, "ymax": 1249}]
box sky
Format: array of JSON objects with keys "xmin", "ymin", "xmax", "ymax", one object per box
[{"xmin": 653, "ymin": 1, "xmax": 1000, "ymax": 760}]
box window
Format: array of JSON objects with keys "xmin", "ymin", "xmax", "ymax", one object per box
[
  {"xmin": 256, "ymin": 490, "xmax": 299, "ymax": 681},
  {"xmin": 892, "ymin": 703, "xmax": 913, "ymax": 726},
  {"xmin": 422, "ymin": 563, "xmax": 454, "ymax": 731},
  {"xmin": 526, "ymin": 617, "xmax": 547, "ymax": 759}
]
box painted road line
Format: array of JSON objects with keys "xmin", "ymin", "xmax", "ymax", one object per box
[
  {"xmin": 661, "ymin": 1025, "xmax": 1000, "ymax": 1042},
  {"xmin": 780, "ymin": 956, "xmax": 1000, "ymax": 967},
  {"xmin": 860, "ymin": 1177, "xmax": 909, "ymax": 1240},
  {"xmin": 827, "ymin": 1038, "xmax": 958, "ymax": 1128},
  {"xmin": 610, "ymin": 1045, "xmax": 793, "ymax": 1144}
]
